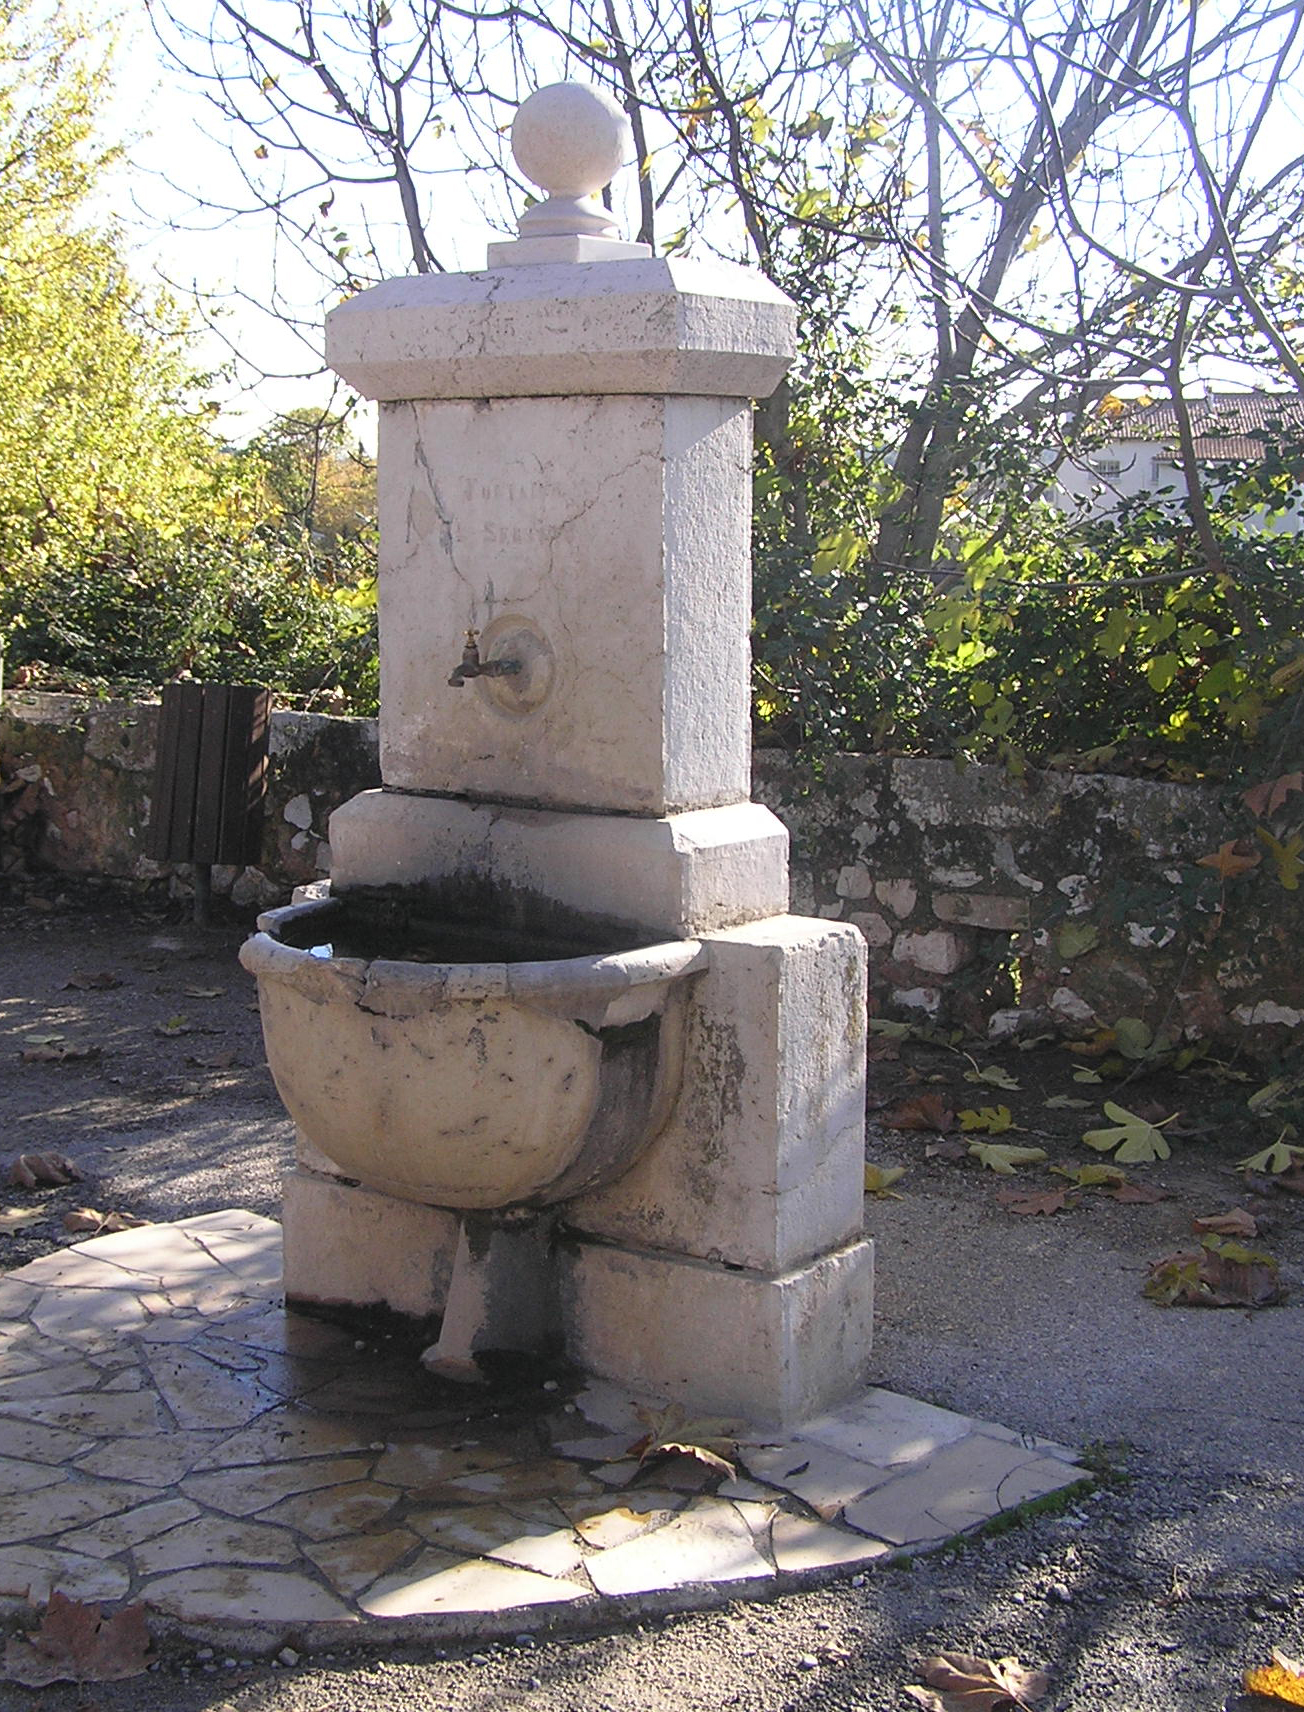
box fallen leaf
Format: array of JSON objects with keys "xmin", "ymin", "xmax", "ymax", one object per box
[
  {"xmin": 864, "ymin": 1164, "xmax": 906, "ymax": 1198},
  {"xmin": 60, "ymin": 969, "xmax": 122, "ymax": 991},
  {"xmin": 627, "ymin": 1405, "xmax": 738, "ymax": 1480},
  {"xmin": 186, "ymin": 1050, "xmax": 239, "ymax": 1070},
  {"xmin": 1052, "ymin": 1162, "xmax": 1127, "ymax": 1188},
  {"xmin": 1082, "ymin": 1102, "xmax": 1177, "ymax": 1164},
  {"xmin": 183, "ymin": 985, "xmax": 226, "ymax": 999},
  {"xmin": 1197, "ymin": 840, "xmax": 1262, "ymax": 879},
  {"xmin": 1105, "ymin": 1181, "xmax": 1170, "ymax": 1204},
  {"xmin": 996, "ymin": 1187, "xmax": 1074, "ymax": 1216},
  {"xmin": 1257, "ymin": 826, "xmax": 1304, "ymax": 890},
  {"xmin": 1112, "ymin": 1016, "xmax": 1154, "ymax": 1061},
  {"xmin": 1241, "ymin": 770, "xmax": 1304, "ymax": 819},
  {"xmin": 904, "ymin": 1651, "xmax": 1049, "ymax": 1712},
  {"xmin": 3, "ymin": 1590, "xmax": 151, "ymax": 1685},
  {"xmin": 20, "ymin": 1043, "xmax": 99, "ymax": 1064},
  {"xmin": 959, "ymin": 1105, "xmax": 1017, "ymax": 1134},
  {"xmin": 1044, "ymin": 1094, "xmax": 1092, "ymax": 1110},
  {"xmin": 963, "ymin": 1065, "xmax": 1021, "ymax": 1092},
  {"xmin": 1245, "ymin": 1646, "xmax": 1304, "ymax": 1705},
  {"xmin": 62, "ymin": 1208, "xmax": 152, "ymax": 1236},
  {"xmin": 881, "ymin": 1094, "xmax": 954, "ymax": 1132},
  {"xmin": 154, "ymin": 1015, "xmax": 194, "ymax": 1037},
  {"xmin": 967, "ymin": 1142, "xmax": 1048, "ymax": 1175},
  {"xmin": 0, "ymin": 1206, "xmax": 45, "ymax": 1233},
  {"xmin": 1055, "ymin": 921, "xmax": 1099, "ymax": 959},
  {"xmin": 1144, "ymin": 1237, "xmax": 1283, "ymax": 1307},
  {"xmin": 925, "ymin": 1137, "xmax": 969, "ymax": 1162},
  {"xmin": 868, "ymin": 1018, "xmax": 913, "ymax": 1038},
  {"xmin": 1191, "ymin": 1208, "xmax": 1258, "ymax": 1239},
  {"xmin": 6, "ymin": 1153, "xmax": 83, "ymax": 1188},
  {"xmin": 1238, "ymin": 1136, "xmax": 1304, "ymax": 1175},
  {"xmin": 1072, "ymin": 1065, "xmax": 1103, "ymax": 1084}
]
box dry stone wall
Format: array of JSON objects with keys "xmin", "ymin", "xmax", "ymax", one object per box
[{"xmin": 1, "ymin": 693, "xmax": 1296, "ymax": 1050}]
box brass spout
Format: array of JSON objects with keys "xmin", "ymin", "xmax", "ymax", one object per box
[{"xmin": 448, "ymin": 629, "xmax": 521, "ymax": 687}]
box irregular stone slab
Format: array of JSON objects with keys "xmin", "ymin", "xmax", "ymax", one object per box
[
  {"xmin": 488, "ymin": 1528, "xmax": 586, "ymax": 1579},
  {"xmin": 0, "ymin": 1455, "xmax": 69, "ymax": 1495},
  {"xmin": 76, "ymin": 1431, "xmax": 221, "ymax": 1486},
  {"xmin": 584, "ymin": 1499, "xmax": 773, "ymax": 1598},
  {"xmin": 260, "ymin": 1481, "xmax": 402, "ymax": 1541},
  {"xmin": 409, "ymin": 1502, "xmax": 568, "ymax": 1558},
  {"xmin": 0, "ymin": 1418, "xmax": 94, "ymax": 1465},
  {"xmin": 571, "ymin": 1503, "xmax": 681, "ymax": 1550},
  {"xmin": 303, "ymin": 1529, "xmax": 420, "ymax": 1598},
  {"xmin": 60, "ymin": 1497, "xmax": 202, "ymax": 1559},
  {"xmin": 5, "ymin": 1250, "xmax": 163, "ymax": 1290},
  {"xmin": 796, "ymin": 1388, "xmax": 973, "ymax": 1469},
  {"xmin": 0, "ymin": 1544, "xmax": 130, "ymax": 1603},
  {"xmin": 183, "ymin": 1457, "xmax": 375, "ymax": 1518},
  {"xmin": 191, "ymin": 1416, "xmax": 378, "ymax": 1468},
  {"xmin": 0, "ymin": 1359, "xmax": 107, "ymax": 1401},
  {"xmin": 372, "ymin": 1440, "xmax": 530, "ymax": 1490},
  {"xmin": 360, "ymin": 1551, "xmax": 588, "ymax": 1617},
  {"xmin": 147, "ymin": 1347, "xmax": 283, "ymax": 1430},
  {"xmin": 970, "ymin": 1419, "xmax": 1082, "ymax": 1464},
  {"xmin": 134, "ymin": 1517, "xmax": 301, "ymax": 1575},
  {"xmin": 211, "ymin": 1306, "xmax": 365, "ymax": 1364},
  {"xmin": 841, "ymin": 1435, "xmax": 1082, "ymax": 1546},
  {"xmin": 141, "ymin": 1566, "xmax": 355, "ymax": 1625},
  {"xmin": 28, "ymin": 1289, "xmax": 150, "ymax": 1342},
  {"xmin": 174, "ymin": 1210, "xmax": 278, "ymax": 1237},
  {"xmin": 139, "ymin": 1315, "xmax": 207, "ymax": 1344},
  {"xmin": 0, "ymin": 1475, "xmax": 152, "ymax": 1544},
  {"xmin": 770, "ymin": 1513, "xmax": 893, "ymax": 1574},
  {"xmin": 444, "ymin": 1458, "xmax": 603, "ymax": 1502},
  {"xmin": 0, "ymin": 1279, "xmax": 39, "ymax": 1319},
  {"xmin": 0, "ymin": 1387, "xmax": 167, "ymax": 1437},
  {"xmin": 738, "ymin": 1440, "xmax": 896, "ymax": 1518}
]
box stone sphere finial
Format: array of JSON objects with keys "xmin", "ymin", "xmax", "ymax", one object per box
[{"xmin": 511, "ymin": 82, "xmax": 631, "ymax": 200}]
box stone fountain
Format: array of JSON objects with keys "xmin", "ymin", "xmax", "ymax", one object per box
[{"xmin": 241, "ymin": 82, "xmax": 873, "ymax": 1429}]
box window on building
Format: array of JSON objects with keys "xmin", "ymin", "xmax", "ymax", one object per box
[{"xmin": 1093, "ymin": 457, "xmax": 1122, "ymax": 476}]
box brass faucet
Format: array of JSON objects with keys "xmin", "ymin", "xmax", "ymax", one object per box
[{"xmin": 448, "ymin": 630, "xmax": 521, "ymax": 687}]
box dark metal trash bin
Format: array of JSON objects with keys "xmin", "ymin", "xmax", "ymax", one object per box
[{"xmin": 147, "ymin": 682, "xmax": 271, "ymax": 919}]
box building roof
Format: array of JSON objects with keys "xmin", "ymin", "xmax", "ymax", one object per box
[{"xmin": 1114, "ymin": 391, "xmax": 1304, "ymax": 460}]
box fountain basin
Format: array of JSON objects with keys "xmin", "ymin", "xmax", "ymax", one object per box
[{"xmin": 240, "ymin": 896, "xmax": 705, "ymax": 1210}]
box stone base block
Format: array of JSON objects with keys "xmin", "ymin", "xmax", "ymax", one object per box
[
  {"xmin": 559, "ymin": 1235, "xmax": 874, "ymax": 1430},
  {"xmin": 328, "ymin": 790, "xmax": 789, "ymax": 940},
  {"xmin": 571, "ymin": 916, "xmax": 867, "ymax": 1273},
  {"xmin": 281, "ymin": 1169, "xmax": 459, "ymax": 1320}
]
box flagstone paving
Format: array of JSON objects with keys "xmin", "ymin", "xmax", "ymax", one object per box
[{"xmin": 0, "ymin": 1212, "xmax": 1086, "ymax": 1649}]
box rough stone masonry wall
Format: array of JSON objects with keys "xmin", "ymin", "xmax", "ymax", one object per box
[
  {"xmin": 755, "ymin": 752, "xmax": 1303, "ymax": 1054},
  {"xmin": 1, "ymin": 693, "xmax": 1298, "ymax": 1051}
]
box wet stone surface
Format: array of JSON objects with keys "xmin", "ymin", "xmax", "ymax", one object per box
[{"xmin": 0, "ymin": 1213, "xmax": 1084, "ymax": 1641}]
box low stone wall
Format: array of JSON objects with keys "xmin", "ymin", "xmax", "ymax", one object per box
[
  {"xmin": 756, "ymin": 752, "xmax": 1302, "ymax": 1051},
  {"xmin": 0, "ymin": 691, "xmax": 379, "ymax": 910},
  {"xmin": 2, "ymin": 692, "xmax": 1298, "ymax": 1049}
]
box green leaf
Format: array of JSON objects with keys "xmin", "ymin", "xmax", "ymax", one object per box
[
  {"xmin": 1045, "ymin": 1094, "xmax": 1092, "ymax": 1109},
  {"xmin": 1112, "ymin": 1016, "xmax": 1154, "ymax": 1061},
  {"xmin": 1237, "ymin": 1133, "xmax": 1304, "ymax": 1174},
  {"xmin": 864, "ymin": 1163, "xmax": 906, "ymax": 1197},
  {"xmin": 1145, "ymin": 652, "xmax": 1181, "ymax": 692},
  {"xmin": 963, "ymin": 1064, "xmax": 1021, "ymax": 1091},
  {"xmin": 1082, "ymin": 1101, "xmax": 1176, "ymax": 1163},
  {"xmin": 1055, "ymin": 922, "xmax": 1099, "ymax": 960},
  {"xmin": 1257, "ymin": 827, "xmax": 1304, "ymax": 891},
  {"xmin": 1072, "ymin": 1066, "xmax": 1103, "ymax": 1084},
  {"xmin": 959, "ymin": 1105, "xmax": 1015, "ymax": 1133},
  {"xmin": 967, "ymin": 1141, "xmax": 1048, "ymax": 1175}
]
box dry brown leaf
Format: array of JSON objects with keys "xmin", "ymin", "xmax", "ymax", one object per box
[
  {"xmin": 0, "ymin": 1206, "xmax": 45, "ymax": 1233},
  {"xmin": 1191, "ymin": 1208, "xmax": 1259, "ymax": 1239},
  {"xmin": 62, "ymin": 1208, "xmax": 152, "ymax": 1236},
  {"xmin": 1196, "ymin": 840, "xmax": 1262, "ymax": 880},
  {"xmin": 1105, "ymin": 1181, "xmax": 1170, "ymax": 1204},
  {"xmin": 995, "ymin": 1187, "xmax": 1075, "ymax": 1216},
  {"xmin": 1242, "ymin": 770, "xmax": 1304, "ymax": 819},
  {"xmin": 904, "ymin": 1651, "xmax": 1049, "ymax": 1712},
  {"xmin": 3, "ymin": 1591, "xmax": 150, "ymax": 1686},
  {"xmin": 627, "ymin": 1405, "xmax": 737, "ymax": 1480},
  {"xmin": 20, "ymin": 1043, "xmax": 99, "ymax": 1064},
  {"xmin": 881, "ymin": 1093, "xmax": 955, "ymax": 1133},
  {"xmin": 7, "ymin": 1152, "xmax": 83, "ymax": 1188},
  {"xmin": 1245, "ymin": 1646, "xmax": 1304, "ymax": 1706},
  {"xmin": 1276, "ymin": 1166, "xmax": 1304, "ymax": 1197},
  {"xmin": 1144, "ymin": 1239, "xmax": 1283, "ymax": 1308},
  {"xmin": 185, "ymin": 1049, "xmax": 239, "ymax": 1070},
  {"xmin": 60, "ymin": 969, "xmax": 122, "ymax": 991},
  {"xmin": 925, "ymin": 1137, "xmax": 969, "ymax": 1162}
]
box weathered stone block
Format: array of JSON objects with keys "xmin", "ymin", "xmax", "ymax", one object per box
[
  {"xmin": 569, "ymin": 918, "xmax": 867, "ymax": 1273},
  {"xmin": 560, "ymin": 1236, "xmax": 874, "ymax": 1430},
  {"xmin": 281, "ymin": 1170, "xmax": 459, "ymax": 1320},
  {"xmin": 932, "ymin": 891, "xmax": 1030, "ymax": 931},
  {"xmin": 893, "ymin": 929, "xmax": 969, "ymax": 975}
]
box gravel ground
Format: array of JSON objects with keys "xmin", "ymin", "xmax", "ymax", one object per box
[{"xmin": 1, "ymin": 882, "xmax": 1302, "ymax": 1711}]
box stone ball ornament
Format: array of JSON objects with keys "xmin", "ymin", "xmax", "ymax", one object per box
[{"xmin": 511, "ymin": 81, "xmax": 632, "ymax": 200}]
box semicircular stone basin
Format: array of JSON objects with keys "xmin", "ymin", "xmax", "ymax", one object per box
[{"xmin": 240, "ymin": 895, "xmax": 706, "ymax": 1210}]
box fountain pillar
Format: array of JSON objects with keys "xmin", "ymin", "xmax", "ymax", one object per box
[{"xmin": 285, "ymin": 83, "xmax": 872, "ymax": 1427}]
